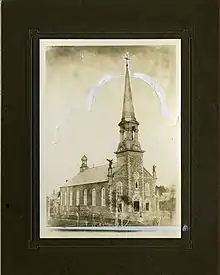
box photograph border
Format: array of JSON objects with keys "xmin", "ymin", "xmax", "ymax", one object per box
[
  {"xmin": 29, "ymin": 29, "xmax": 192, "ymax": 249},
  {"xmin": 2, "ymin": 1, "xmax": 218, "ymax": 275}
]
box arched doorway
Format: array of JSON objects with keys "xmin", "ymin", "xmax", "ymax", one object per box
[{"xmin": 134, "ymin": 200, "xmax": 140, "ymax": 212}]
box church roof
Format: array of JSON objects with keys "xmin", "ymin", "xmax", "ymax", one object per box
[
  {"xmin": 64, "ymin": 164, "xmax": 153, "ymax": 188},
  {"xmin": 66, "ymin": 163, "xmax": 120, "ymax": 187}
]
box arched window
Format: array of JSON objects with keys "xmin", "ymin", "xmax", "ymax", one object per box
[
  {"xmin": 60, "ymin": 191, "xmax": 63, "ymax": 205},
  {"xmin": 117, "ymin": 182, "xmax": 123, "ymax": 196},
  {"xmin": 64, "ymin": 190, "xmax": 67, "ymax": 206},
  {"xmin": 135, "ymin": 180, "xmax": 139, "ymax": 189},
  {"xmin": 118, "ymin": 203, "xmax": 122, "ymax": 212},
  {"xmin": 84, "ymin": 189, "xmax": 87, "ymax": 206},
  {"xmin": 145, "ymin": 183, "xmax": 149, "ymax": 193},
  {"xmin": 101, "ymin": 187, "xmax": 105, "ymax": 206},
  {"xmin": 69, "ymin": 189, "xmax": 73, "ymax": 206},
  {"xmin": 132, "ymin": 126, "xmax": 135, "ymax": 140},
  {"xmin": 76, "ymin": 189, "xmax": 80, "ymax": 206},
  {"xmin": 92, "ymin": 188, "xmax": 96, "ymax": 206}
]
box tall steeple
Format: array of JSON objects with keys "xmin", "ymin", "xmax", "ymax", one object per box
[
  {"xmin": 115, "ymin": 53, "xmax": 144, "ymax": 158},
  {"xmin": 121, "ymin": 54, "xmax": 136, "ymax": 122}
]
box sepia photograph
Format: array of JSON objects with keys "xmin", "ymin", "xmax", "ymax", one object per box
[{"xmin": 40, "ymin": 39, "xmax": 181, "ymax": 238}]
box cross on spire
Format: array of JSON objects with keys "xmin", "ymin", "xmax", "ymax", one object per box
[{"xmin": 124, "ymin": 52, "xmax": 131, "ymax": 67}]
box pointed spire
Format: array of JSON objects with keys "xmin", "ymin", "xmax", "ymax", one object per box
[{"xmin": 121, "ymin": 53, "xmax": 136, "ymax": 121}]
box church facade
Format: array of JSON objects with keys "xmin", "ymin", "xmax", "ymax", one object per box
[{"xmin": 51, "ymin": 57, "xmax": 160, "ymax": 226}]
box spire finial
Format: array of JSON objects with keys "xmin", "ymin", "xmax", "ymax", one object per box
[{"xmin": 124, "ymin": 52, "xmax": 131, "ymax": 67}]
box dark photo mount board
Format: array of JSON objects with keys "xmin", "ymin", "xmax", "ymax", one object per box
[{"xmin": 1, "ymin": 0, "xmax": 219, "ymax": 275}]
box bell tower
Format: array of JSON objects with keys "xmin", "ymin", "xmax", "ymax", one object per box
[
  {"xmin": 115, "ymin": 53, "xmax": 145, "ymax": 166},
  {"xmin": 114, "ymin": 53, "xmax": 145, "ymax": 214}
]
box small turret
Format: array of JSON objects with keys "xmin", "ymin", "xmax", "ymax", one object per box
[
  {"xmin": 80, "ymin": 155, "xmax": 89, "ymax": 172},
  {"xmin": 153, "ymin": 164, "xmax": 157, "ymax": 179}
]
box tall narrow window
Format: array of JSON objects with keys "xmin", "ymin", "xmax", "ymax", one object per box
[
  {"xmin": 117, "ymin": 182, "xmax": 123, "ymax": 196},
  {"xmin": 92, "ymin": 188, "xmax": 96, "ymax": 206},
  {"xmin": 69, "ymin": 189, "xmax": 73, "ymax": 206},
  {"xmin": 64, "ymin": 190, "xmax": 67, "ymax": 206},
  {"xmin": 145, "ymin": 183, "xmax": 150, "ymax": 193},
  {"xmin": 118, "ymin": 203, "xmax": 122, "ymax": 212},
  {"xmin": 146, "ymin": 202, "xmax": 150, "ymax": 211},
  {"xmin": 134, "ymin": 201, "xmax": 140, "ymax": 212},
  {"xmin": 76, "ymin": 190, "xmax": 80, "ymax": 206},
  {"xmin": 101, "ymin": 187, "xmax": 105, "ymax": 206},
  {"xmin": 132, "ymin": 126, "xmax": 135, "ymax": 140},
  {"xmin": 135, "ymin": 181, "xmax": 139, "ymax": 189},
  {"xmin": 84, "ymin": 189, "xmax": 87, "ymax": 206},
  {"xmin": 61, "ymin": 191, "xmax": 63, "ymax": 205}
]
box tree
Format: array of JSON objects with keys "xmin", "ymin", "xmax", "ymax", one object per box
[
  {"xmin": 156, "ymin": 185, "xmax": 167, "ymax": 196},
  {"xmin": 159, "ymin": 186, "xmax": 176, "ymax": 224},
  {"xmin": 111, "ymin": 189, "xmax": 133, "ymax": 226}
]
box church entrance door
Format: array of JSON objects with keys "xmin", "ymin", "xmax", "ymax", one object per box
[{"xmin": 134, "ymin": 201, "xmax": 140, "ymax": 212}]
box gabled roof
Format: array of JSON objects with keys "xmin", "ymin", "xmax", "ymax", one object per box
[
  {"xmin": 62, "ymin": 162, "xmax": 153, "ymax": 188},
  {"xmin": 143, "ymin": 167, "xmax": 153, "ymax": 178},
  {"xmin": 66, "ymin": 163, "xmax": 121, "ymax": 187}
]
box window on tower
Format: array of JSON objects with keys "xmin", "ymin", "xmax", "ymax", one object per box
[
  {"xmin": 145, "ymin": 182, "xmax": 150, "ymax": 193},
  {"xmin": 117, "ymin": 182, "xmax": 123, "ymax": 196},
  {"xmin": 135, "ymin": 181, "xmax": 139, "ymax": 189},
  {"xmin": 132, "ymin": 126, "xmax": 135, "ymax": 140},
  {"xmin": 134, "ymin": 201, "xmax": 140, "ymax": 212},
  {"xmin": 146, "ymin": 202, "xmax": 150, "ymax": 211},
  {"xmin": 118, "ymin": 203, "xmax": 122, "ymax": 212}
]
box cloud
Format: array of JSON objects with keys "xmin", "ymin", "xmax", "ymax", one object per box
[{"xmin": 46, "ymin": 45, "xmax": 175, "ymax": 66}]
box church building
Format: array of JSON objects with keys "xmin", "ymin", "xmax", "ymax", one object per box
[{"xmin": 56, "ymin": 55, "xmax": 159, "ymax": 226}]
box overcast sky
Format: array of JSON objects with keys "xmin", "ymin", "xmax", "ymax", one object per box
[{"xmin": 40, "ymin": 40, "xmax": 181, "ymax": 196}]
